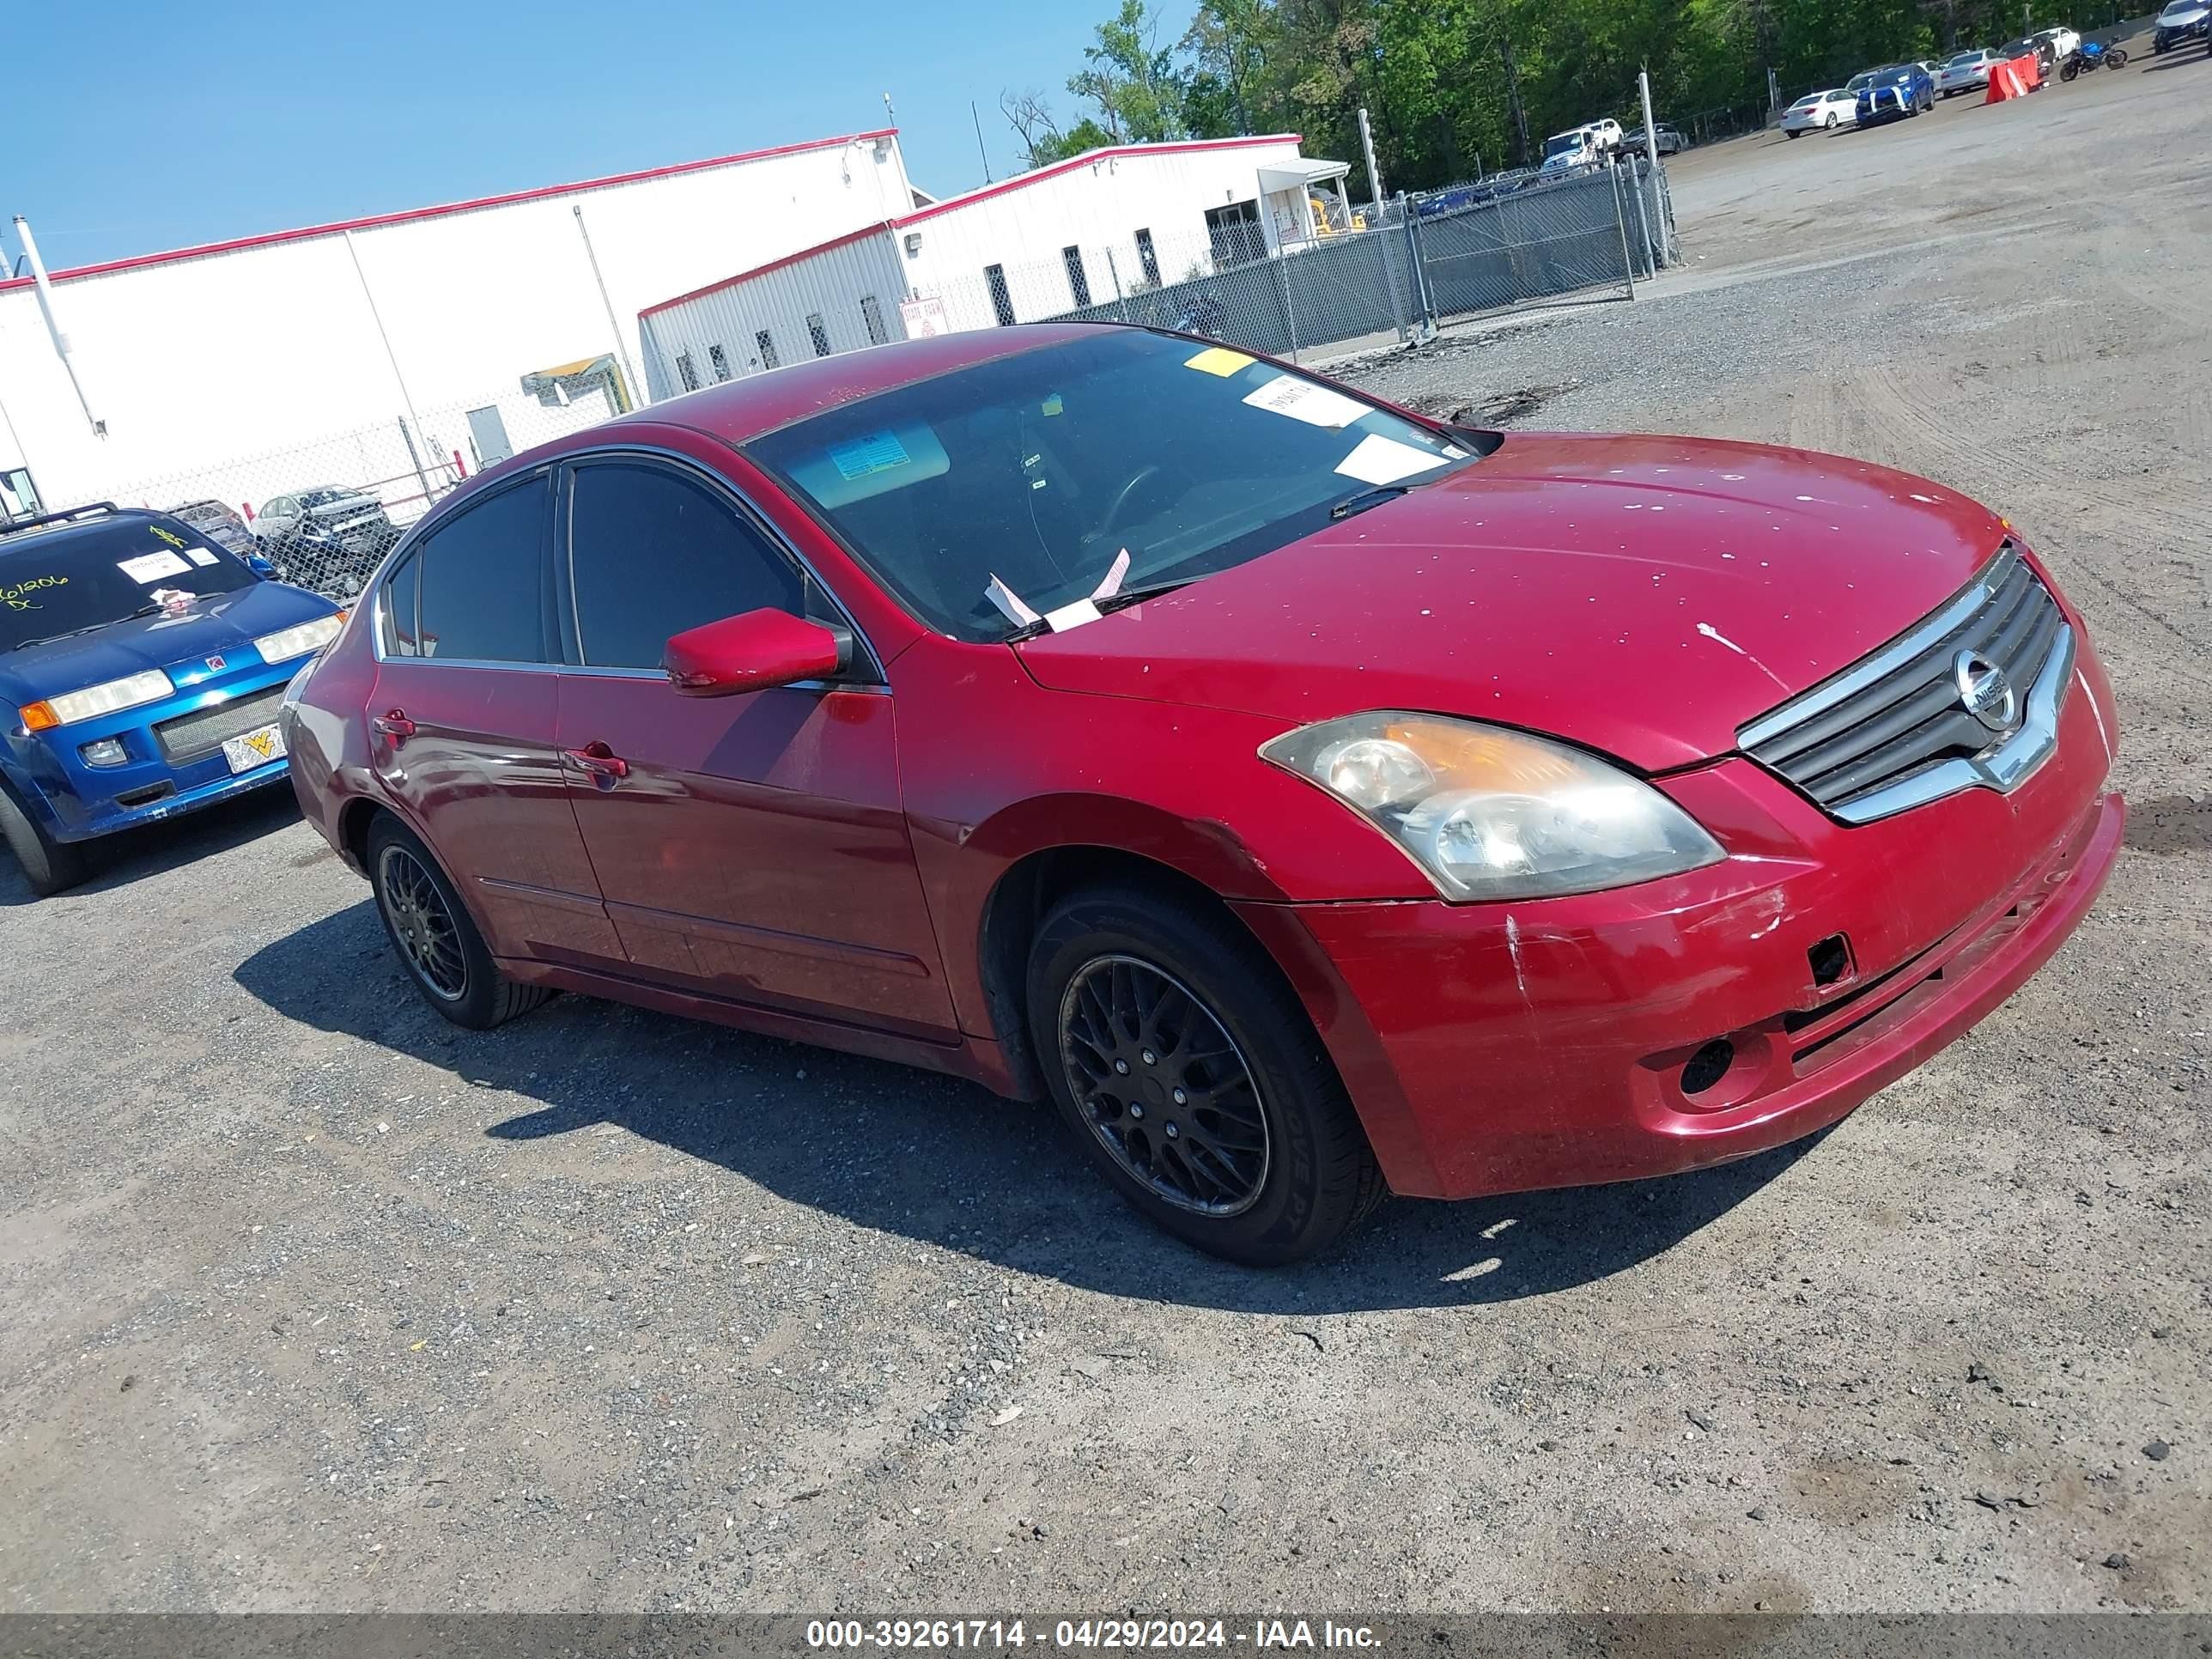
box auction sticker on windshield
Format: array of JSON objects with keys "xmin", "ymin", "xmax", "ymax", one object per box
[
  {"xmin": 1335, "ymin": 432, "xmax": 1449, "ymax": 486},
  {"xmin": 117, "ymin": 550, "xmax": 191, "ymax": 583},
  {"xmin": 1243, "ymin": 375, "xmax": 1367, "ymax": 428},
  {"xmin": 222, "ymin": 724, "xmax": 286, "ymax": 775}
]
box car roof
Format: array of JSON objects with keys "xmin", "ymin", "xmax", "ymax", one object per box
[
  {"xmin": 0, "ymin": 506, "xmax": 167, "ymax": 555},
  {"xmin": 601, "ymin": 323, "xmax": 1129, "ymax": 448}
]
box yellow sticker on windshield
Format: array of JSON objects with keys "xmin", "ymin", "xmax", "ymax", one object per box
[{"xmin": 1183, "ymin": 346, "xmax": 1254, "ymax": 377}]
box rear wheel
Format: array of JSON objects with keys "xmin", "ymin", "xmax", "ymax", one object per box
[
  {"xmin": 2109, "ymin": 46, "xmax": 2130, "ymax": 66},
  {"xmin": 1825, "ymin": 111, "xmax": 1840, "ymax": 127},
  {"xmin": 367, "ymin": 813, "xmax": 552, "ymax": 1029},
  {"xmin": 0, "ymin": 789, "xmax": 88, "ymax": 898},
  {"xmin": 1027, "ymin": 884, "xmax": 1385, "ymax": 1267}
]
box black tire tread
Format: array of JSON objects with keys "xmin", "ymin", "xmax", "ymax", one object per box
[
  {"xmin": 1029, "ymin": 879, "xmax": 1385, "ymax": 1265},
  {"xmin": 0, "ymin": 787, "xmax": 88, "ymax": 897},
  {"xmin": 366, "ymin": 811, "xmax": 555, "ymax": 1030}
]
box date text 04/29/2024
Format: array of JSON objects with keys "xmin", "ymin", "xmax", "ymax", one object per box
[{"xmin": 805, "ymin": 1620, "xmax": 1382, "ymax": 1650}]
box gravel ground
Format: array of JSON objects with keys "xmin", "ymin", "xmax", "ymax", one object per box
[{"xmin": 3, "ymin": 52, "xmax": 2207, "ymax": 1615}]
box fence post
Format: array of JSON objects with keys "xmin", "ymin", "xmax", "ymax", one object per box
[
  {"xmin": 396, "ymin": 416, "xmax": 434, "ymax": 508},
  {"xmin": 1402, "ymin": 194, "xmax": 1437, "ymax": 335},
  {"xmin": 1276, "ymin": 256, "xmax": 1300, "ymax": 364},
  {"xmin": 1106, "ymin": 247, "xmax": 1126, "ymax": 321},
  {"xmin": 1610, "ymin": 162, "xmax": 1638, "ymax": 301},
  {"xmin": 1628, "ymin": 161, "xmax": 1657, "ymax": 278}
]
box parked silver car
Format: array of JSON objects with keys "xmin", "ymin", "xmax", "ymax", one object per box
[{"xmin": 1936, "ymin": 47, "xmax": 2000, "ymax": 94}]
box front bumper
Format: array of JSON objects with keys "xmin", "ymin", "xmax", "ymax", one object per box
[
  {"xmin": 1234, "ymin": 645, "xmax": 2122, "ymax": 1200},
  {"xmin": 10, "ymin": 669, "xmax": 300, "ymax": 843}
]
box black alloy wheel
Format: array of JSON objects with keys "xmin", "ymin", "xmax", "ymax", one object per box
[{"xmin": 1058, "ymin": 953, "xmax": 1270, "ymax": 1216}]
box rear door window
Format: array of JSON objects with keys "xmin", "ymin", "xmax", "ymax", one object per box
[{"xmin": 410, "ymin": 478, "xmax": 550, "ymax": 663}]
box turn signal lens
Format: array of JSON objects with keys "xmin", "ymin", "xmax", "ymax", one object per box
[{"xmin": 1261, "ymin": 711, "xmax": 1724, "ymax": 902}]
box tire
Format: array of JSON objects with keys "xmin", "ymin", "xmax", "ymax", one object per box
[
  {"xmin": 1786, "ymin": 127, "xmax": 1800, "ymax": 137},
  {"xmin": 0, "ymin": 787, "xmax": 88, "ymax": 898},
  {"xmin": 2110, "ymin": 47, "xmax": 2129, "ymax": 67},
  {"xmin": 1826, "ymin": 111, "xmax": 1840, "ymax": 127},
  {"xmin": 1026, "ymin": 883, "xmax": 1385, "ymax": 1267},
  {"xmin": 366, "ymin": 812, "xmax": 553, "ymax": 1030}
]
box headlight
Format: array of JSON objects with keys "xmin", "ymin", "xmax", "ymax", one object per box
[
  {"xmin": 21, "ymin": 670, "xmax": 175, "ymax": 733},
  {"xmin": 1260, "ymin": 712, "xmax": 1724, "ymax": 901},
  {"xmin": 253, "ymin": 613, "xmax": 345, "ymax": 663}
]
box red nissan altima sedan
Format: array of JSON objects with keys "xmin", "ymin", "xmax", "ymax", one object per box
[{"xmin": 282, "ymin": 325, "xmax": 2123, "ymax": 1265}]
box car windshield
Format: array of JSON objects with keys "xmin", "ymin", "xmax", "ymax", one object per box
[
  {"xmin": 747, "ymin": 330, "xmax": 1481, "ymax": 643},
  {"xmin": 1846, "ymin": 71, "xmax": 1877, "ymax": 89},
  {"xmin": 0, "ymin": 517, "xmax": 252, "ymax": 652},
  {"xmin": 296, "ymin": 488, "xmax": 359, "ymax": 508}
]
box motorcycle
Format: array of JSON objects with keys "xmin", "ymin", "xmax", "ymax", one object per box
[{"xmin": 2060, "ymin": 38, "xmax": 2129, "ymax": 77}]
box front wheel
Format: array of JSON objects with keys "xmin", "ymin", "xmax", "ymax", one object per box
[
  {"xmin": 1786, "ymin": 127, "xmax": 1801, "ymax": 137},
  {"xmin": 1027, "ymin": 884, "xmax": 1384, "ymax": 1266},
  {"xmin": 368, "ymin": 813, "xmax": 553, "ymax": 1029},
  {"xmin": 0, "ymin": 788, "xmax": 88, "ymax": 898},
  {"xmin": 1825, "ymin": 111, "xmax": 1839, "ymax": 127},
  {"xmin": 2108, "ymin": 47, "xmax": 2130, "ymax": 66}
]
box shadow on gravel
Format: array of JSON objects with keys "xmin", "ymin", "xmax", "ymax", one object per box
[
  {"xmin": 236, "ymin": 900, "xmax": 1818, "ymax": 1313},
  {"xmin": 0, "ymin": 787, "xmax": 300, "ymax": 907},
  {"xmin": 2136, "ymin": 52, "xmax": 2209, "ymax": 73}
]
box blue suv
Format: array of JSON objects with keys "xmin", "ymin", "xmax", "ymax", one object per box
[
  {"xmin": 1, "ymin": 502, "xmax": 345, "ymax": 896},
  {"xmin": 1853, "ymin": 62, "xmax": 1936, "ymax": 125}
]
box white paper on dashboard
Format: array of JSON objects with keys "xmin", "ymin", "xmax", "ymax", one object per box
[
  {"xmin": 1243, "ymin": 375, "xmax": 1368, "ymax": 428},
  {"xmin": 1334, "ymin": 434, "xmax": 1450, "ymax": 487},
  {"xmin": 185, "ymin": 549, "xmax": 220, "ymax": 567},
  {"xmin": 117, "ymin": 550, "xmax": 191, "ymax": 583}
]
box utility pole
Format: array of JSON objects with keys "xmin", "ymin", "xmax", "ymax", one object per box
[
  {"xmin": 14, "ymin": 216, "xmax": 101, "ymax": 437},
  {"xmin": 1499, "ymin": 33, "xmax": 1532, "ymax": 168},
  {"xmin": 971, "ymin": 101, "xmax": 993, "ymax": 183},
  {"xmin": 1357, "ymin": 107, "xmax": 1387, "ymax": 223}
]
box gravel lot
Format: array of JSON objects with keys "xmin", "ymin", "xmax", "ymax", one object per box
[{"xmin": 4, "ymin": 52, "xmax": 2207, "ymax": 1615}]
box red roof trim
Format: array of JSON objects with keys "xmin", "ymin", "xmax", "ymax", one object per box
[
  {"xmin": 0, "ymin": 128, "xmax": 898, "ymax": 294},
  {"xmin": 640, "ymin": 223, "xmax": 891, "ymax": 319},
  {"xmin": 636, "ymin": 133, "xmax": 1305, "ymax": 321},
  {"xmin": 898, "ymin": 132, "xmax": 1302, "ymax": 228}
]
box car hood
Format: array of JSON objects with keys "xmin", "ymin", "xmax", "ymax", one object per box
[
  {"xmin": 0, "ymin": 581, "xmax": 337, "ymax": 709},
  {"xmin": 1013, "ymin": 431, "xmax": 2012, "ymax": 771}
]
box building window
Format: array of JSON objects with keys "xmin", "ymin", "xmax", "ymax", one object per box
[
  {"xmin": 676, "ymin": 351, "xmax": 700, "ymax": 392},
  {"xmin": 860, "ymin": 295, "xmax": 890, "ymax": 346},
  {"xmin": 1135, "ymin": 228, "xmax": 1161, "ymax": 288},
  {"xmin": 708, "ymin": 344, "xmax": 732, "ymax": 382},
  {"xmin": 985, "ymin": 264, "xmax": 1016, "ymax": 327},
  {"xmin": 1062, "ymin": 246, "xmax": 1092, "ymax": 308},
  {"xmin": 1204, "ymin": 200, "xmax": 1266, "ymax": 267},
  {"xmin": 806, "ymin": 313, "xmax": 831, "ymax": 357},
  {"xmin": 755, "ymin": 329, "xmax": 779, "ymax": 369}
]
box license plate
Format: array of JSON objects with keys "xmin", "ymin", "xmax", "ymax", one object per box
[{"xmin": 222, "ymin": 722, "xmax": 287, "ymax": 774}]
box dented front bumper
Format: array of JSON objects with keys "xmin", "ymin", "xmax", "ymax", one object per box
[{"xmin": 1233, "ymin": 641, "xmax": 2123, "ymax": 1200}]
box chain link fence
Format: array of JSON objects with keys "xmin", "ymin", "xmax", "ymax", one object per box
[
  {"xmin": 639, "ymin": 153, "xmax": 1677, "ymax": 397},
  {"xmin": 98, "ymin": 379, "xmax": 627, "ymax": 600}
]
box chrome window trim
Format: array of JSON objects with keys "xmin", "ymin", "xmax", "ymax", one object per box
[
  {"xmin": 555, "ymin": 443, "xmax": 886, "ymax": 686},
  {"xmin": 1737, "ymin": 544, "xmax": 2020, "ymax": 751},
  {"xmin": 1829, "ymin": 623, "xmax": 2075, "ymax": 824}
]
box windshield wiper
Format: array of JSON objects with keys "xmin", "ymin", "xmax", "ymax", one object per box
[
  {"xmin": 1002, "ymin": 579, "xmax": 1194, "ymax": 642},
  {"xmin": 1329, "ymin": 484, "xmax": 1412, "ymax": 520},
  {"xmin": 12, "ymin": 603, "xmax": 163, "ymax": 652}
]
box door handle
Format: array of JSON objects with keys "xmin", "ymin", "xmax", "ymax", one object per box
[
  {"xmin": 372, "ymin": 709, "xmax": 416, "ymax": 740},
  {"xmin": 563, "ymin": 741, "xmax": 630, "ymax": 781}
]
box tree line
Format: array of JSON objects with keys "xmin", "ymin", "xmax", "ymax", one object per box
[{"xmin": 1001, "ymin": 0, "xmax": 2137, "ymax": 191}]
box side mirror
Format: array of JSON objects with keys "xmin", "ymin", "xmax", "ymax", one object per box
[{"xmin": 664, "ymin": 608, "xmax": 849, "ymax": 697}]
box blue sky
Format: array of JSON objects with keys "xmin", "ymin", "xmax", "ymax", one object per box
[{"xmin": 6, "ymin": 0, "xmax": 1138, "ymax": 271}]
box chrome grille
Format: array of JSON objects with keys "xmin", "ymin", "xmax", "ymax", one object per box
[
  {"xmin": 154, "ymin": 685, "xmax": 288, "ymax": 764},
  {"xmin": 1738, "ymin": 544, "xmax": 2075, "ymax": 823}
]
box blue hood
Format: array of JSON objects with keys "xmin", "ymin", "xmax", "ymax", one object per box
[{"xmin": 0, "ymin": 581, "xmax": 337, "ymax": 711}]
